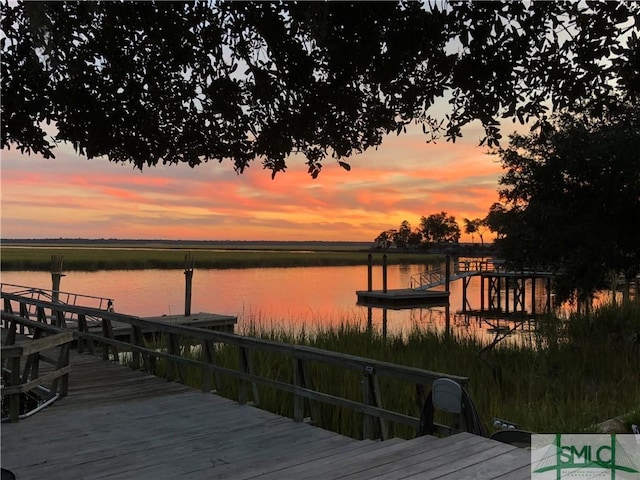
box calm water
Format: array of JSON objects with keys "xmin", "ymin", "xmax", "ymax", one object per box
[{"xmin": 1, "ymin": 264, "xmax": 551, "ymax": 342}]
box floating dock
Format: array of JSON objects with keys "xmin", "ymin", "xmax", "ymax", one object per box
[{"xmin": 356, "ymin": 289, "xmax": 449, "ymax": 309}]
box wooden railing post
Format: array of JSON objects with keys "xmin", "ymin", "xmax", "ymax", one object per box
[
  {"xmin": 21, "ymin": 328, "xmax": 44, "ymax": 383},
  {"xmin": 293, "ymin": 358, "xmax": 320, "ymax": 424},
  {"xmin": 101, "ymin": 316, "xmax": 118, "ymax": 361},
  {"xmin": 77, "ymin": 314, "xmax": 95, "ymax": 355},
  {"xmin": 5, "ymin": 319, "xmax": 17, "ymax": 346},
  {"xmin": 238, "ymin": 346, "xmax": 259, "ymax": 406},
  {"xmin": 130, "ymin": 325, "xmax": 144, "ymax": 370},
  {"xmin": 362, "ymin": 366, "xmax": 387, "ymax": 440},
  {"xmin": 201, "ymin": 339, "xmax": 220, "ymax": 393},
  {"xmin": 166, "ymin": 333, "xmax": 179, "ymax": 382},
  {"xmin": 293, "ymin": 358, "xmax": 305, "ymax": 422},
  {"xmin": 51, "ymin": 342, "xmax": 71, "ymax": 397},
  {"xmin": 19, "ymin": 301, "xmax": 29, "ymax": 334},
  {"xmin": 9, "ymin": 356, "xmax": 21, "ymax": 422}
]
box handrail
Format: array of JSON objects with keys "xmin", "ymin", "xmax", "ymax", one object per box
[
  {"xmin": 0, "ymin": 283, "xmax": 113, "ymax": 322},
  {"xmin": 409, "ymin": 259, "xmax": 504, "ymax": 290},
  {"xmin": 1, "ymin": 291, "xmax": 470, "ymax": 439},
  {"xmin": 1, "ymin": 319, "xmax": 73, "ymax": 422}
]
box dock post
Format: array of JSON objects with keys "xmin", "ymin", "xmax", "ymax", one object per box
[
  {"xmin": 445, "ymin": 255, "xmax": 450, "ymax": 293},
  {"xmin": 382, "ymin": 254, "xmax": 388, "ymax": 293},
  {"xmin": 184, "ymin": 252, "xmax": 195, "ymax": 317},
  {"xmin": 505, "ymin": 276, "xmax": 510, "ymax": 313},
  {"xmin": 382, "ymin": 308, "xmax": 388, "ymax": 339},
  {"xmin": 51, "ymin": 254, "xmax": 64, "ymax": 302},
  {"xmin": 445, "ymin": 302, "xmax": 451, "ymax": 337},
  {"xmin": 461, "ymin": 277, "xmax": 468, "ymax": 313},
  {"xmin": 531, "ymin": 276, "xmax": 536, "ymax": 314},
  {"xmin": 367, "ymin": 254, "xmax": 373, "ymax": 292},
  {"xmin": 546, "ymin": 277, "xmax": 552, "ymax": 312}
]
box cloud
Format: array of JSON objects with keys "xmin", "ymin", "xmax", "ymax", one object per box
[{"xmin": 1, "ymin": 124, "xmax": 505, "ymax": 241}]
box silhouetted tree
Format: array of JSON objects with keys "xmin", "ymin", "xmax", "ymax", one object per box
[
  {"xmin": 492, "ymin": 104, "xmax": 640, "ymax": 303},
  {"xmin": 463, "ymin": 218, "xmax": 477, "ymax": 244},
  {"xmin": 374, "ymin": 229, "xmax": 396, "ymax": 249},
  {"xmin": 2, "ymin": 2, "xmax": 638, "ymax": 176},
  {"xmin": 420, "ymin": 212, "xmax": 461, "ymax": 244},
  {"xmin": 393, "ymin": 220, "xmax": 412, "ymax": 249},
  {"xmin": 464, "ymin": 217, "xmax": 489, "ymax": 246}
]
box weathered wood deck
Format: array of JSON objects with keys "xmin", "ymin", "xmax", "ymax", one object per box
[
  {"xmin": 2, "ymin": 350, "xmax": 531, "ymax": 480},
  {"xmin": 85, "ymin": 312, "xmax": 237, "ymax": 338}
]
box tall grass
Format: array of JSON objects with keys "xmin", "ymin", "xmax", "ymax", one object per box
[
  {"xmin": 0, "ymin": 246, "xmax": 440, "ymax": 271},
  {"xmin": 134, "ymin": 302, "xmax": 640, "ymax": 439}
]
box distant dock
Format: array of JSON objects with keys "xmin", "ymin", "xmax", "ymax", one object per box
[
  {"xmin": 356, "ymin": 288, "xmax": 449, "ymax": 308},
  {"xmin": 356, "ymin": 253, "xmax": 452, "ymax": 309}
]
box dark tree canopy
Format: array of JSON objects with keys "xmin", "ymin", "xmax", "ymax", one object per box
[
  {"xmin": 490, "ymin": 104, "xmax": 640, "ymax": 303},
  {"xmin": 420, "ymin": 211, "xmax": 461, "ymax": 244},
  {"xmin": 2, "ymin": 1, "xmax": 639, "ymax": 177}
]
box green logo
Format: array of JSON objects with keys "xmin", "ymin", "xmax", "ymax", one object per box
[{"xmin": 531, "ymin": 434, "xmax": 640, "ymax": 479}]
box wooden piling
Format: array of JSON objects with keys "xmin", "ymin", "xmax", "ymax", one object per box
[
  {"xmin": 367, "ymin": 254, "xmax": 373, "ymax": 292},
  {"xmin": 444, "ymin": 255, "xmax": 450, "ymax": 292},
  {"xmin": 50, "ymin": 254, "xmax": 64, "ymax": 302},
  {"xmin": 382, "ymin": 254, "xmax": 388, "ymax": 293},
  {"xmin": 184, "ymin": 252, "xmax": 195, "ymax": 317}
]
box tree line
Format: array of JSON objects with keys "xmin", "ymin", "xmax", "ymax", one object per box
[{"xmin": 374, "ymin": 213, "xmax": 490, "ymax": 250}]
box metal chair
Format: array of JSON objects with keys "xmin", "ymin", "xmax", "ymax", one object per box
[{"xmin": 417, "ymin": 378, "xmax": 486, "ymax": 437}]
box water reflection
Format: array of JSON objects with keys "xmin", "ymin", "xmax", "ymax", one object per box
[{"xmin": 1, "ymin": 264, "xmax": 559, "ymax": 344}]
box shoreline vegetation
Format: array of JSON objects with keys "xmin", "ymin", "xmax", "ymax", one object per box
[
  {"xmin": 0, "ymin": 240, "xmax": 446, "ymax": 271},
  {"xmin": 147, "ymin": 303, "xmax": 640, "ymax": 436}
]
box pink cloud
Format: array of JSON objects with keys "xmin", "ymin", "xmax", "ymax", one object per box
[{"xmin": 1, "ymin": 124, "xmax": 506, "ymax": 241}]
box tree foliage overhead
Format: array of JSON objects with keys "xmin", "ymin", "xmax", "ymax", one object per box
[
  {"xmin": 2, "ymin": 1, "xmax": 638, "ymax": 177},
  {"xmin": 490, "ymin": 104, "xmax": 640, "ymax": 303}
]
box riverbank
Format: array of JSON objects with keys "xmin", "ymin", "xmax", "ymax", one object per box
[{"xmin": 0, "ymin": 244, "xmax": 444, "ymax": 271}]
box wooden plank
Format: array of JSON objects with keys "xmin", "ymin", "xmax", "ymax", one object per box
[
  {"xmin": 299, "ymin": 433, "xmax": 489, "ymax": 480},
  {"xmin": 1, "ymin": 349, "xmax": 530, "ymax": 480},
  {"xmin": 368, "ymin": 440, "xmax": 517, "ymax": 480},
  {"xmin": 434, "ymin": 445, "xmax": 532, "ymax": 480}
]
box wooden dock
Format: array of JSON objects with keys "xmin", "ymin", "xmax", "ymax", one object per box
[
  {"xmin": 1, "ymin": 290, "xmax": 531, "ymax": 479},
  {"xmin": 1, "ymin": 350, "xmax": 532, "ymax": 480},
  {"xmin": 85, "ymin": 312, "xmax": 237, "ymax": 338}
]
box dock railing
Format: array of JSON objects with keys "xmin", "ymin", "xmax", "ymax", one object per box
[
  {"xmin": 1, "ymin": 283, "xmax": 112, "ymax": 329},
  {"xmin": 1, "ymin": 318, "xmax": 73, "ymax": 422},
  {"xmin": 410, "ymin": 258, "xmax": 503, "ymax": 290},
  {"xmin": 1, "ymin": 291, "xmax": 469, "ymax": 440}
]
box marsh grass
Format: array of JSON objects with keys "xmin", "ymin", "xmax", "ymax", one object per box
[
  {"xmin": 0, "ymin": 246, "xmax": 439, "ymax": 271},
  {"xmin": 125, "ymin": 302, "xmax": 640, "ymax": 439}
]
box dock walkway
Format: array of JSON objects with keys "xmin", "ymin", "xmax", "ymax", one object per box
[{"xmin": 1, "ymin": 349, "xmax": 531, "ymax": 480}]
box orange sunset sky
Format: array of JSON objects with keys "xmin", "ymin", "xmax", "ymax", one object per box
[{"xmin": 1, "ymin": 121, "xmax": 521, "ymax": 243}]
